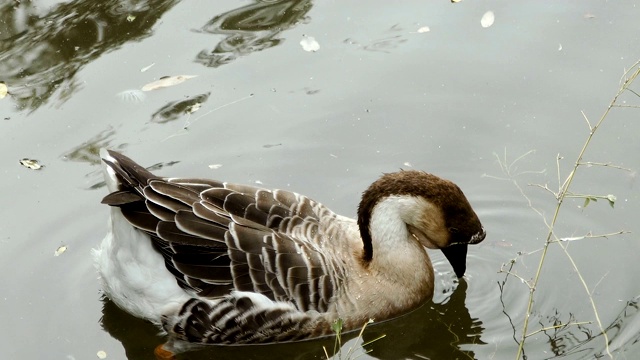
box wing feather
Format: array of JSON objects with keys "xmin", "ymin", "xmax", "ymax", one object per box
[{"xmin": 103, "ymin": 152, "xmax": 344, "ymax": 310}]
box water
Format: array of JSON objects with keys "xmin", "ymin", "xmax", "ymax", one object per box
[{"xmin": 1, "ymin": 1, "xmax": 639, "ymax": 359}]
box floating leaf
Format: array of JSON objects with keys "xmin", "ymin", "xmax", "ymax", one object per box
[
  {"xmin": 126, "ymin": 15, "xmax": 136, "ymax": 22},
  {"xmin": 0, "ymin": 82, "xmax": 7, "ymax": 99},
  {"xmin": 54, "ymin": 245, "xmax": 67, "ymax": 256},
  {"xmin": 20, "ymin": 158, "xmax": 43, "ymax": 170},
  {"xmin": 141, "ymin": 75, "xmax": 197, "ymax": 91},
  {"xmin": 300, "ymin": 36, "xmax": 320, "ymax": 52},
  {"xmin": 481, "ymin": 11, "xmax": 495, "ymax": 28}
]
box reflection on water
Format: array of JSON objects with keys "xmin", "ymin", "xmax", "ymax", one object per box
[
  {"xmin": 62, "ymin": 127, "xmax": 120, "ymax": 165},
  {"xmin": 498, "ymin": 264, "xmax": 640, "ymax": 359},
  {"xmin": 150, "ymin": 92, "xmax": 210, "ymax": 124},
  {"xmin": 195, "ymin": 0, "xmax": 312, "ymax": 68},
  {"xmin": 0, "ymin": 0, "xmax": 179, "ymax": 112},
  {"xmin": 99, "ymin": 279, "xmax": 483, "ymax": 359}
]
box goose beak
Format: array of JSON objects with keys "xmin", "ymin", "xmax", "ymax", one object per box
[{"xmin": 441, "ymin": 244, "xmax": 468, "ymax": 278}]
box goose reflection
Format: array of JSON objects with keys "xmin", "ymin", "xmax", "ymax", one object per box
[{"xmin": 99, "ymin": 279, "xmax": 483, "ymax": 359}]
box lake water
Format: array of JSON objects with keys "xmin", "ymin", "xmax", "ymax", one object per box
[{"xmin": 1, "ymin": 1, "xmax": 639, "ymax": 359}]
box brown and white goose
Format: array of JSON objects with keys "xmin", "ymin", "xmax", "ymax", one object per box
[{"xmin": 94, "ymin": 149, "xmax": 485, "ymax": 357}]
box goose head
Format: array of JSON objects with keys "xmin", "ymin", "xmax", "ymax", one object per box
[{"xmin": 357, "ymin": 170, "xmax": 485, "ymax": 278}]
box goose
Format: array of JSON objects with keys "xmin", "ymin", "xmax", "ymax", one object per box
[{"xmin": 94, "ymin": 149, "xmax": 486, "ymax": 358}]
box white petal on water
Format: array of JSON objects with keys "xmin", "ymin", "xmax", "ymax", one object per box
[
  {"xmin": 300, "ymin": 36, "xmax": 320, "ymax": 52},
  {"xmin": 54, "ymin": 245, "xmax": 67, "ymax": 257},
  {"xmin": 116, "ymin": 89, "xmax": 146, "ymax": 103},
  {"xmin": 140, "ymin": 63, "xmax": 155, "ymax": 72},
  {"xmin": 208, "ymin": 164, "xmax": 223, "ymax": 169},
  {"xmin": 481, "ymin": 11, "xmax": 495, "ymax": 28},
  {"xmin": 20, "ymin": 158, "xmax": 43, "ymax": 170},
  {"xmin": 141, "ymin": 75, "xmax": 197, "ymax": 91},
  {"xmin": 255, "ymin": 180, "xmax": 263, "ymax": 185},
  {"xmin": 97, "ymin": 350, "xmax": 107, "ymax": 359},
  {"xmin": 417, "ymin": 26, "xmax": 430, "ymax": 33},
  {"xmin": 0, "ymin": 82, "xmax": 7, "ymax": 99},
  {"xmin": 558, "ymin": 43, "xmax": 563, "ymax": 51},
  {"xmin": 403, "ymin": 162, "xmax": 413, "ymax": 167}
]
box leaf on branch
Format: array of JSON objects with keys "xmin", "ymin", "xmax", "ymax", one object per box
[
  {"xmin": 582, "ymin": 196, "xmax": 597, "ymax": 208},
  {"xmin": 606, "ymin": 194, "xmax": 616, "ymax": 208}
]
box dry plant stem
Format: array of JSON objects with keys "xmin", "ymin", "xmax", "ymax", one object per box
[{"xmin": 515, "ymin": 59, "xmax": 640, "ymax": 360}]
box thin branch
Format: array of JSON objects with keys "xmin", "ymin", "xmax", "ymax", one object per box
[
  {"xmin": 529, "ymin": 183, "xmax": 558, "ymax": 198},
  {"xmin": 624, "ymin": 87, "xmax": 640, "ymax": 98},
  {"xmin": 556, "ymin": 240, "xmax": 612, "ymax": 357},
  {"xmin": 498, "ymin": 269, "xmax": 532, "ymax": 288},
  {"xmin": 611, "ymin": 104, "xmax": 640, "ymax": 108},
  {"xmin": 577, "ymin": 162, "xmax": 634, "ymax": 172},
  {"xmin": 515, "ymin": 59, "xmax": 640, "ymax": 360},
  {"xmin": 554, "ymin": 230, "xmax": 629, "ymax": 243}
]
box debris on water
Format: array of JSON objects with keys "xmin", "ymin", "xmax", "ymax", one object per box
[
  {"xmin": 150, "ymin": 93, "xmax": 210, "ymax": 123},
  {"xmin": 96, "ymin": 350, "xmax": 107, "ymax": 359},
  {"xmin": 116, "ymin": 89, "xmax": 146, "ymax": 103},
  {"xmin": 186, "ymin": 102, "xmax": 201, "ymax": 114},
  {"xmin": 481, "ymin": 11, "xmax": 495, "ymax": 28},
  {"xmin": 20, "ymin": 158, "xmax": 44, "ymax": 170},
  {"xmin": 142, "ymin": 75, "xmax": 197, "ymax": 91},
  {"xmin": 255, "ymin": 180, "xmax": 263, "ymax": 185},
  {"xmin": 54, "ymin": 245, "xmax": 67, "ymax": 257},
  {"xmin": 140, "ymin": 63, "xmax": 155, "ymax": 72},
  {"xmin": 403, "ymin": 162, "xmax": 413, "ymax": 167},
  {"xmin": 417, "ymin": 26, "xmax": 430, "ymax": 33},
  {"xmin": 300, "ymin": 36, "xmax": 320, "ymax": 52},
  {"xmin": 0, "ymin": 82, "xmax": 7, "ymax": 99},
  {"xmin": 558, "ymin": 43, "xmax": 563, "ymax": 51},
  {"xmin": 208, "ymin": 164, "xmax": 222, "ymax": 169},
  {"xmin": 126, "ymin": 15, "xmax": 136, "ymax": 22}
]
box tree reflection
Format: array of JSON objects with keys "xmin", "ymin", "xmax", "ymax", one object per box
[
  {"xmin": 0, "ymin": 0, "xmax": 178, "ymax": 112},
  {"xmin": 195, "ymin": 0, "xmax": 312, "ymax": 68}
]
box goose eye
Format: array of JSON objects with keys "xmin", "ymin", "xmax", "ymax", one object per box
[{"xmin": 449, "ymin": 227, "xmax": 459, "ymax": 233}]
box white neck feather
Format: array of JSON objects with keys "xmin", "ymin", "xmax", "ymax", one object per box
[{"xmin": 368, "ymin": 195, "xmax": 431, "ymax": 272}]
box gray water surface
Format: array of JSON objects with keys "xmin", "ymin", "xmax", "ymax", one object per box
[{"xmin": 1, "ymin": 1, "xmax": 639, "ymax": 359}]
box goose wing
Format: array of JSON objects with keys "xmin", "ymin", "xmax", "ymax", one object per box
[{"xmin": 103, "ymin": 152, "xmax": 345, "ymax": 313}]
